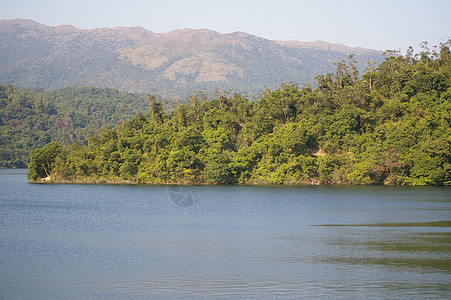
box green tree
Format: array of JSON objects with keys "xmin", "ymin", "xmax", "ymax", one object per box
[
  {"xmin": 27, "ymin": 142, "xmax": 62, "ymax": 180},
  {"xmin": 204, "ymin": 150, "xmax": 233, "ymax": 184}
]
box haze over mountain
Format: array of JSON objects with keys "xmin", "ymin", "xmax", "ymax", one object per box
[{"xmin": 0, "ymin": 19, "xmax": 383, "ymax": 97}]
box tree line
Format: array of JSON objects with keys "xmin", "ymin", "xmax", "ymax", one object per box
[
  {"xmin": 0, "ymin": 86, "xmax": 153, "ymax": 168},
  {"xmin": 27, "ymin": 41, "xmax": 451, "ymax": 185}
]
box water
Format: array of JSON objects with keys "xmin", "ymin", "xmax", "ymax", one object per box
[{"xmin": 0, "ymin": 169, "xmax": 450, "ymax": 299}]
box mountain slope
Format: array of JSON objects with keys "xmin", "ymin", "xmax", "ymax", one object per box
[
  {"xmin": 0, "ymin": 84, "xmax": 152, "ymax": 168},
  {"xmin": 0, "ymin": 19, "xmax": 383, "ymax": 97}
]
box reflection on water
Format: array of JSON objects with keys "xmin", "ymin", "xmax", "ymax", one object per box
[
  {"xmin": 322, "ymin": 231, "xmax": 451, "ymax": 271},
  {"xmin": 317, "ymin": 221, "xmax": 451, "ymax": 227},
  {"xmin": 0, "ymin": 169, "xmax": 450, "ymax": 299}
]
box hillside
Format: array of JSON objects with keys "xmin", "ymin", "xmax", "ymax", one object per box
[
  {"xmin": 0, "ymin": 85, "xmax": 152, "ymax": 168},
  {"xmin": 0, "ymin": 19, "xmax": 383, "ymax": 97},
  {"xmin": 27, "ymin": 43, "xmax": 451, "ymax": 185}
]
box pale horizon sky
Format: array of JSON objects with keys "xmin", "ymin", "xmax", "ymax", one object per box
[{"xmin": 1, "ymin": 0, "xmax": 450, "ymax": 52}]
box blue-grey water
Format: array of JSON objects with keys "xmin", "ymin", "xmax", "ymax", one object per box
[{"xmin": 0, "ymin": 169, "xmax": 450, "ymax": 299}]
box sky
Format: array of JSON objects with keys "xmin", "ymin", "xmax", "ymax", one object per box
[{"xmin": 1, "ymin": 0, "xmax": 450, "ymax": 52}]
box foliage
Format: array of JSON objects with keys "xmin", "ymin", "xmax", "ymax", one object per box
[
  {"xmin": 26, "ymin": 40, "xmax": 451, "ymax": 185},
  {"xmin": 27, "ymin": 141, "xmax": 61, "ymax": 180},
  {"xmin": 0, "ymin": 85, "xmax": 151, "ymax": 167}
]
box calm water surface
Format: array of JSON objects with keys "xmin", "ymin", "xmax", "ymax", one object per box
[{"xmin": 0, "ymin": 169, "xmax": 450, "ymax": 299}]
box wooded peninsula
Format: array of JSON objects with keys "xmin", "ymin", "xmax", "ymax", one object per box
[{"xmin": 27, "ymin": 43, "xmax": 451, "ymax": 185}]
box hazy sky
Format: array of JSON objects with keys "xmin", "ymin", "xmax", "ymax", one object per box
[{"xmin": 1, "ymin": 0, "xmax": 450, "ymax": 51}]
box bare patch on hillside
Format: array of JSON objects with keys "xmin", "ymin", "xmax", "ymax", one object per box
[
  {"xmin": 163, "ymin": 53, "xmax": 244, "ymax": 82},
  {"xmin": 117, "ymin": 46, "xmax": 169, "ymax": 70}
]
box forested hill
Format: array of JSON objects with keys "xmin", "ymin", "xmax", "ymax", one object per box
[
  {"xmin": 0, "ymin": 19, "xmax": 383, "ymax": 97},
  {"xmin": 28, "ymin": 42, "xmax": 451, "ymax": 185},
  {"xmin": 0, "ymin": 86, "xmax": 153, "ymax": 167}
]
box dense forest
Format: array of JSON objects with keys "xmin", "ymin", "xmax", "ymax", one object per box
[
  {"xmin": 27, "ymin": 41, "xmax": 451, "ymax": 185},
  {"xmin": 0, "ymin": 86, "xmax": 152, "ymax": 167}
]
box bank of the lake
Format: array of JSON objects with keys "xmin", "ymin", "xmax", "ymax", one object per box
[{"xmin": 28, "ymin": 175, "xmax": 450, "ymax": 186}]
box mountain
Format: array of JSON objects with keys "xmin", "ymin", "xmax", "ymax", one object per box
[{"xmin": 0, "ymin": 19, "xmax": 384, "ymax": 97}]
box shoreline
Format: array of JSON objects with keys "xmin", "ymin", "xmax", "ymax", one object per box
[{"xmin": 28, "ymin": 177, "xmax": 450, "ymax": 186}]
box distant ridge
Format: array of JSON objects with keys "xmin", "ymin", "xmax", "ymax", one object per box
[
  {"xmin": 0, "ymin": 19, "xmax": 383, "ymax": 97},
  {"xmin": 274, "ymin": 40, "xmax": 375, "ymax": 54}
]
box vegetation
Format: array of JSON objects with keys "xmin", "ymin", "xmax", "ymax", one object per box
[
  {"xmin": 0, "ymin": 86, "xmax": 152, "ymax": 167},
  {"xmin": 26, "ymin": 41, "xmax": 451, "ymax": 185}
]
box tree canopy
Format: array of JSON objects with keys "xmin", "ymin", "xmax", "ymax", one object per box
[
  {"xmin": 0, "ymin": 85, "xmax": 153, "ymax": 168},
  {"xmin": 24, "ymin": 40, "xmax": 451, "ymax": 185}
]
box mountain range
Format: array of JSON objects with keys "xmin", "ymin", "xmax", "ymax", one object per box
[{"xmin": 0, "ymin": 19, "xmax": 384, "ymax": 97}]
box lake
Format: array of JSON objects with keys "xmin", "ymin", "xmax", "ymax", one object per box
[{"xmin": 0, "ymin": 169, "xmax": 450, "ymax": 299}]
